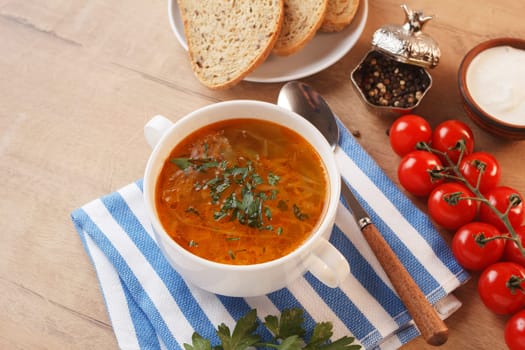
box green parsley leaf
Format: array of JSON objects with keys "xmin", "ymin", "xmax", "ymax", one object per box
[
  {"xmin": 184, "ymin": 332, "xmax": 211, "ymax": 350},
  {"xmin": 217, "ymin": 309, "xmax": 260, "ymax": 350},
  {"xmin": 304, "ymin": 322, "xmax": 332, "ymax": 349},
  {"xmin": 197, "ymin": 160, "xmax": 220, "ymax": 172},
  {"xmin": 215, "ymin": 181, "xmax": 231, "ymax": 195},
  {"xmin": 264, "ymin": 308, "xmax": 305, "ymax": 339},
  {"xmin": 214, "ymin": 211, "xmax": 229, "ymax": 221},
  {"xmin": 274, "ymin": 335, "xmax": 302, "ymax": 350},
  {"xmin": 171, "ymin": 157, "xmax": 193, "ymax": 170},
  {"xmin": 305, "ymin": 322, "xmax": 361, "ymax": 350},
  {"xmin": 264, "ymin": 207, "xmax": 272, "ymax": 220},
  {"xmin": 315, "ymin": 337, "xmax": 362, "ymax": 350},
  {"xmin": 171, "ymin": 157, "xmax": 219, "ymax": 172},
  {"xmin": 263, "ymin": 314, "xmax": 279, "ymax": 336},
  {"xmin": 185, "ymin": 207, "xmax": 200, "ymax": 216},
  {"xmin": 252, "ymin": 173, "xmax": 264, "ymax": 186},
  {"xmin": 268, "ymin": 172, "xmax": 280, "ymax": 186},
  {"xmin": 293, "ymin": 204, "xmax": 309, "ymax": 221},
  {"xmin": 230, "ymin": 164, "xmax": 250, "ymax": 181}
]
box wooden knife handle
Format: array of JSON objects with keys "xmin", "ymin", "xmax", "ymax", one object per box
[{"xmin": 361, "ymin": 223, "xmax": 449, "ymax": 346}]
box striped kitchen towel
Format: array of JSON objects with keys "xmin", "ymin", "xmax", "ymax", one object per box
[{"xmin": 71, "ymin": 119, "xmax": 469, "ymax": 350}]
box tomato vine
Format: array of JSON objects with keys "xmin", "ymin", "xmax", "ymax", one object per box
[{"xmin": 415, "ymin": 139, "xmax": 525, "ymax": 257}]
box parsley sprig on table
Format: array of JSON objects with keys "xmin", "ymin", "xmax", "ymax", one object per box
[{"xmin": 184, "ymin": 308, "xmax": 361, "ymax": 350}]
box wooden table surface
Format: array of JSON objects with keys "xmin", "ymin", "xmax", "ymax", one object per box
[{"xmin": 2, "ymin": 0, "xmax": 524, "ymax": 349}]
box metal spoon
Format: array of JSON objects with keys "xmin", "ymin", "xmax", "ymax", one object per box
[{"xmin": 278, "ymin": 81, "xmax": 448, "ymax": 346}]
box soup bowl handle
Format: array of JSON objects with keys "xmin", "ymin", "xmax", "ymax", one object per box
[
  {"xmin": 144, "ymin": 115, "xmax": 174, "ymax": 149},
  {"xmin": 306, "ymin": 238, "xmax": 350, "ymax": 288}
]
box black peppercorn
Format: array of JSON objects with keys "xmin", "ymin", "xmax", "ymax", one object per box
[{"xmin": 352, "ymin": 51, "xmax": 431, "ymax": 109}]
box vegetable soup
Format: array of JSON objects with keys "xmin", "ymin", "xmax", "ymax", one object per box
[{"xmin": 155, "ymin": 118, "xmax": 329, "ymax": 265}]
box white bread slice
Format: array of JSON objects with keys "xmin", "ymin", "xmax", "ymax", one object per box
[
  {"xmin": 177, "ymin": 0, "xmax": 284, "ymax": 90},
  {"xmin": 272, "ymin": 0, "xmax": 328, "ymax": 56},
  {"xmin": 319, "ymin": 0, "xmax": 359, "ymax": 33}
]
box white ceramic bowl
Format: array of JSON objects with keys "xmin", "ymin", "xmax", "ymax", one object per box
[{"xmin": 143, "ymin": 100, "xmax": 348, "ymax": 296}]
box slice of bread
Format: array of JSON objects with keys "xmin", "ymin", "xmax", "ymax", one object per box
[
  {"xmin": 319, "ymin": 0, "xmax": 359, "ymax": 33},
  {"xmin": 177, "ymin": 0, "xmax": 284, "ymax": 90},
  {"xmin": 272, "ymin": 0, "xmax": 328, "ymax": 56}
]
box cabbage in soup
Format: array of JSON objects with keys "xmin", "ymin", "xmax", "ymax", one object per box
[{"xmin": 155, "ymin": 118, "xmax": 329, "ymax": 265}]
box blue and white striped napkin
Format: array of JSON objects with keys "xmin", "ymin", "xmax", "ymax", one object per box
[{"xmin": 71, "ymin": 118, "xmax": 469, "ymax": 350}]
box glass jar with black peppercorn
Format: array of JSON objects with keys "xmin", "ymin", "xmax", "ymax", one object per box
[{"xmin": 351, "ymin": 4, "xmax": 440, "ymax": 115}]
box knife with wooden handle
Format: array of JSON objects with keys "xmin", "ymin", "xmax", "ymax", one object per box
[{"xmin": 341, "ymin": 182, "xmax": 449, "ymax": 346}]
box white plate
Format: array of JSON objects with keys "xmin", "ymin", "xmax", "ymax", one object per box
[{"xmin": 168, "ymin": 0, "xmax": 368, "ymax": 83}]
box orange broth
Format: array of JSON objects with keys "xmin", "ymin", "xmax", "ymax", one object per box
[{"xmin": 155, "ymin": 118, "xmax": 329, "ymax": 265}]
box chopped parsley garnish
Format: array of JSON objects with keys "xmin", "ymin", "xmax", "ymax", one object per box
[
  {"xmin": 268, "ymin": 172, "xmax": 280, "ymax": 186},
  {"xmin": 227, "ymin": 249, "xmax": 247, "ymax": 260},
  {"xmin": 172, "ymin": 157, "xmax": 226, "ymax": 173},
  {"xmin": 185, "ymin": 207, "xmax": 199, "ymax": 216},
  {"xmin": 293, "ymin": 204, "xmax": 309, "ymax": 221},
  {"xmin": 172, "ymin": 156, "xmax": 294, "ymax": 232}
]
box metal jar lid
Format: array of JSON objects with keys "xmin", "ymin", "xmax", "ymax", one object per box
[{"xmin": 371, "ymin": 4, "xmax": 440, "ymax": 68}]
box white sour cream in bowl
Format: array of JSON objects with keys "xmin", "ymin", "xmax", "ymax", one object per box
[{"xmin": 466, "ymin": 45, "xmax": 525, "ymax": 126}]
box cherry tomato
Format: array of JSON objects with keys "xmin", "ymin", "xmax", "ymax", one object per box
[
  {"xmin": 451, "ymin": 222, "xmax": 505, "ymax": 271},
  {"xmin": 505, "ymin": 309, "xmax": 525, "ymax": 350},
  {"xmin": 479, "ymin": 186, "xmax": 525, "ymax": 232},
  {"xmin": 397, "ymin": 151, "xmax": 444, "ymax": 196},
  {"xmin": 459, "ymin": 151, "xmax": 501, "ymax": 193},
  {"xmin": 478, "ymin": 262, "xmax": 525, "ymax": 314},
  {"xmin": 427, "ymin": 182, "xmax": 477, "ymax": 230},
  {"xmin": 504, "ymin": 226, "xmax": 525, "ymax": 267},
  {"xmin": 431, "ymin": 120, "xmax": 474, "ymax": 165},
  {"xmin": 389, "ymin": 114, "xmax": 432, "ymax": 157}
]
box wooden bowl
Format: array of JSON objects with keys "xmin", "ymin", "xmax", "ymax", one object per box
[{"xmin": 458, "ymin": 38, "xmax": 525, "ymax": 140}]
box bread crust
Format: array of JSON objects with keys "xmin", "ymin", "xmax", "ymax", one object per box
[
  {"xmin": 319, "ymin": 0, "xmax": 359, "ymax": 33},
  {"xmin": 178, "ymin": 0, "xmax": 284, "ymax": 90},
  {"xmin": 272, "ymin": 0, "xmax": 328, "ymax": 56}
]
